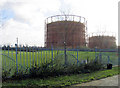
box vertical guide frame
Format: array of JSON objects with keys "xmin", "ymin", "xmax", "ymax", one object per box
[
  {"xmin": 118, "ymin": 1, "xmax": 120, "ymax": 87},
  {"xmin": 118, "ymin": 2, "xmax": 120, "ymax": 66},
  {"xmin": 0, "ymin": 45, "xmax": 2, "ymax": 87}
]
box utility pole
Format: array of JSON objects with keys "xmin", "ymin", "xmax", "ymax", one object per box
[
  {"xmin": 64, "ymin": 41, "xmax": 67, "ymax": 65},
  {"xmin": 64, "ymin": 15, "xmax": 68, "ymax": 66},
  {"xmin": 16, "ymin": 37, "xmax": 18, "ymax": 54},
  {"xmin": 16, "ymin": 37, "xmax": 18, "ymax": 46}
]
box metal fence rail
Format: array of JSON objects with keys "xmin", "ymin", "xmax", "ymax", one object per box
[{"xmin": 1, "ymin": 44, "xmax": 118, "ymax": 76}]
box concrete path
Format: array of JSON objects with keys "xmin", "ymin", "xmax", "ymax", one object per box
[{"xmin": 71, "ymin": 75, "xmax": 119, "ymax": 87}]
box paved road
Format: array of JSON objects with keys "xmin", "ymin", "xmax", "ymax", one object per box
[{"xmin": 71, "ymin": 75, "xmax": 119, "ymax": 87}]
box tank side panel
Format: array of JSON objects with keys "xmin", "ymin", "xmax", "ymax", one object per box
[
  {"xmin": 88, "ymin": 36, "xmax": 116, "ymax": 49},
  {"xmin": 46, "ymin": 21, "xmax": 86, "ymax": 48}
]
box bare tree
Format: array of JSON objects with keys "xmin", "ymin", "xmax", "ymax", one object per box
[{"xmin": 58, "ymin": 10, "xmax": 77, "ymax": 65}]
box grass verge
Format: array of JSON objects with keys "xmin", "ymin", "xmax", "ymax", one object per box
[{"xmin": 2, "ymin": 66, "xmax": 119, "ymax": 87}]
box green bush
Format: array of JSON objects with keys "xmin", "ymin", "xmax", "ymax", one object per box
[
  {"xmin": 2, "ymin": 68, "xmax": 11, "ymax": 80},
  {"xmin": 11, "ymin": 68, "xmax": 29, "ymax": 80},
  {"xmin": 82, "ymin": 60, "xmax": 105, "ymax": 73},
  {"xmin": 2, "ymin": 59, "xmax": 105, "ymax": 80},
  {"xmin": 28, "ymin": 60, "xmax": 104, "ymax": 78}
]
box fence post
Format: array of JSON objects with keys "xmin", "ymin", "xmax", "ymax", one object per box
[
  {"xmin": 95, "ymin": 48, "xmax": 97, "ymax": 57},
  {"xmin": 41, "ymin": 47, "xmax": 42, "ymax": 65},
  {"xmin": 99, "ymin": 52, "xmax": 102, "ymax": 63},
  {"xmin": 26, "ymin": 46, "xmax": 28, "ymax": 68},
  {"xmin": 119, "ymin": 48, "xmax": 120, "ymax": 66},
  {"xmin": 77, "ymin": 48, "xmax": 79, "ymax": 66},
  {"xmin": 15, "ymin": 44, "xmax": 18, "ymax": 75},
  {"xmin": 30, "ymin": 47, "xmax": 31, "ymax": 68},
  {"xmin": 35, "ymin": 47, "xmax": 37, "ymax": 65},
  {"xmin": 20, "ymin": 45, "xmax": 21, "ymax": 67},
  {"xmin": 64, "ymin": 42, "xmax": 67, "ymax": 65},
  {"xmin": 51, "ymin": 45, "xmax": 53, "ymax": 67},
  {"xmin": 107, "ymin": 56, "xmax": 110, "ymax": 63},
  {"xmin": 46, "ymin": 48, "xmax": 47, "ymax": 64},
  {"xmin": 23, "ymin": 45, "xmax": 25, "ymax": 68},
  {"xmin": 95, "ymin": 48, "xmax": 98, "ymax": 61},
  {"xmin": 11, "ymin": 45, "xmax": 13, "ymax": 68},
  {"xmin": 0, "ymin": 45, "xmax": 2, "ymax": 88},
  {"xmin": 4, "ymin": 46, "xmax": 6, "ymax": 69}
]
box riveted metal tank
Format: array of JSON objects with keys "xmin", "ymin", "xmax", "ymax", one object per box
[
  {"xmin": 45, "ymin": 15, "xmax": 87, "ymax": 48},
  {"xmin": 88, "ymin": 35, "xmax": 116, "ymax": 49}
]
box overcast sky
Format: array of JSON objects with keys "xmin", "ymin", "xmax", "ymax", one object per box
[{"xmin": 0, "ymin": 0, "xmax": 119, "ymax": 46}]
